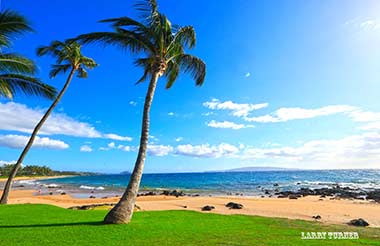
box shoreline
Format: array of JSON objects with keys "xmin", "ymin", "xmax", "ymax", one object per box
[
  {"xmin": 0, "ymin": 175, "xmax": 75, "ymax": 182},
  {"xmin": 2, "ymin": 188, "xmax": 380, "ymax": 228},
  {"xmin": 2, "ymin": 175, "xmax": 380, "ymax": 228}
]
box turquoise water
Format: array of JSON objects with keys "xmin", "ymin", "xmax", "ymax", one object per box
[{"xmin": 41, "ymin": 169, "xmax": 380, "ymax": 195}]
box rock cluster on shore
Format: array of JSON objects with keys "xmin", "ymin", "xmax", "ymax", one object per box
[
  {"xmin": 271, "ymin": 186, "xmax": 380, "ymax": 202},
  {"xmin": 137, "ymin": 189, "xmax": 200, "ymax": 197}
]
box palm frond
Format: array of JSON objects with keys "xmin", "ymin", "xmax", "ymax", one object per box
[
  {"xmin": 178, "ymin": 54, "xmax": 206, "ymax": 86},
  {"xmin": 164, "ymin": 62, "xmax": 179, "ymax": 89},
  {"xmin": 134, "ymin": 0, "xmax": 158, "ymax": 23},
  {"xmin": 80, "ymin": 56, "xmax": 98, "ymax": 69},
  {"xmin": 0, "ymin": 74, "xmax": 57, "ymax": 100},
  {"xmin": 0, "ymin": 10, "xmax": 33, "ymax": 48},
  {"xmin": 172, "ymin": 26, "xmax": 196, "ymax": 49},
  {"xmin": 76, "ymin": 31, "xmax": 150, "ymax": 54},
  {"xmin": 49, "ymin": 64, "xmax": 71, "ymax": 78},
  {"xmin": 134, "ymin": 57, "xmax": 154, "ymax": 83},
  {"xmin": 77, "ymin": 67, "xmax": 88, "ymax": 78},
  {"xmin": 36, "ymin": 41, "xmax": 67, "ymax": 63},
  {"xmin": 100, "ymin": 17, "xmax": 148, "ymax": 34},
  {"xmin": 0, "ymin": 53, "xmax": 37, "ymax": 74}
]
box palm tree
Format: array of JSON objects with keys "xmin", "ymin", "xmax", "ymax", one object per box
[
  {"xmin": 0, "ymin": 41, "xmax": 97, "ymax": 204},
  {"xmin": 76, "ymin": 0, "xmax": 206, "ymax": 224},
  {"xmin": 0, "ymin": 10, "xmax": 56, "ymax": 99}
]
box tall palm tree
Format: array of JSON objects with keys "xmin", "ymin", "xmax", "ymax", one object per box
[
  {"xmin": 0, "ymin": 41, "xmax": 97, "ymax": 204},
  {"xmin": 0, "ymin": 10, "xmax": 56, "ymax": 99},
  {"xmin": 76, "ymin": 0, "xmax": 206, "ymax": 224}
]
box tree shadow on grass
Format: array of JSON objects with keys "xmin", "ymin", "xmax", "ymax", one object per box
[{"xmin": 0, "ymin": 221, "xmax": 104, "ymax": 228}]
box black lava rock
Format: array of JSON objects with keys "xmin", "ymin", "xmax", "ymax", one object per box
[
  {"xmin": 312, "ymin": 215, "xmax": 322, "ymax": 220},
  {"xmin": 349, "ymin": 218, "xmax": 369, "ymax": 227},
  {"xmin": 225, "ymin": 202, "xmax": 243, "ymax": 209},
  {"xmin": 201, "ymin": 205, "xmax": 215, "ymax": 211}
]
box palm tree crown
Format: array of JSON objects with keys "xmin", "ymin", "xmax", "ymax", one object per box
[
  {"xmin": 37, "ymin": 41, "xmax": 97, "ymax": 78},
  {"xmin": 0, "ymin": 10, "xmax": 56, "ymax": 100},
  {"xmin": 76, "ymin": 0, "xmax": 205, "ymax": 88}
]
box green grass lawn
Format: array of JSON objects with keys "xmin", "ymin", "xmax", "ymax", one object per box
[{"xmin": 0, "ymin": 204, "xmax": 379, "ymax": 245}]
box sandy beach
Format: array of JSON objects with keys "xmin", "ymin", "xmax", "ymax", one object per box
[
  {"xmin": 3, "ymin": 187, "xmax": 380, "ymax": 228},
  {"xmin": 0, "ymin": 175, "xmax": 73, "ymax": 182}
]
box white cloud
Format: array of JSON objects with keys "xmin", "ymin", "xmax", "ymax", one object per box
[
  {"xmin": 149, "ymin": 135, "xmax": 159, "ymax": 144},
  {"xmin": 0, "ymin": 134, "xmax": 69, "ymax": 150},
  {"xmin": 175, "ymin": 143, "xmax": 239, "ymax": 158},
  {"xmin": 359, "ymin": 122, "xmax": 380, "ymax": 131},
  {"xmin": 129, "ymin": 101, "xmax": 137, "ymax": 106},
  {"xmin": 345, "ymin": 18, "xmax": 380, "ymax": 31},
  {"xmin": 147, "ymin": 145, "xmax": 173, "ymax": 156},
  {"xmin": 168, "ymin": 112, "xmax": 175, "ymax": 116},
  {"xmin": 0, "ymin": 102, "xmax": 131, "ymax": 141},
  {"xmin": 118, "ymin": 145, "xmax": 131, "ymax": 152},
  {"xmin": 360, "ymin": 20, "xmax": 380, "ymax": 30},
  {"xmin": 207, "ymin": 120, "xmax": 254, "ymax": 130},
  {"xmin": 245, "ymin": 72, "xmax": 251, "ymax": 78},
  {"xmin": 242, "ymin": 132, "xmax": 380, "ymax": 169},
  {"xmin": 349, "ymin": 110, "xmax": 380, "ymax": 122},
  {"xmin": 203, "ymin": 99, "xmax": 268, "ymax": 117},
  {"xmin": 103, "ymin": 134, "xmax": 133, "ymax": 141},
  {"xmin": 175, "ymin": 137, "xmax": 183, "ymax": 142},
  {"xmin": 244, "ymin": 105, "xmax": 357, "ymax": 123},
  {"xmin": 100, "ymin": 142, "xmax": 132, "ymax": 152},
  {"xmin": 202, "ymin": 112, "xmax": 215, "ymax": 116},
  {"xmin": 80, "ymin": 145, "xmax": 93, "ymax": 152}
]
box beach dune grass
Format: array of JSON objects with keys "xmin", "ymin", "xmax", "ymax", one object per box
[{"xmin": 0, "ymin": 204, "xmax": 379, "ymax": 245}]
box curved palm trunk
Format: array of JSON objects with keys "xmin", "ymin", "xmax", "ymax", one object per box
[
  {"xmin": 0, "ymin": 68, "xmax": 76, "ymax": 204},
  {"xmin": 104, "ymin": 72, "xmax": 159, "ymax": 224}
]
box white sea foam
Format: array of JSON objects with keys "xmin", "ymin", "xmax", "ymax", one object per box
[
  {"xmin": 46, "ymin": 183, "xmax": 61, "ymax": 188},
  {"xmin": 79, "ymin": 185, "xmax": 95, "ymax": 190},
  {"xmin": 17, "ymin": 180, "xmax": 37, "ymax": 185},
  {"xmin": 79, "ymin": 185, "xmax": 105, "ymax": 190}
]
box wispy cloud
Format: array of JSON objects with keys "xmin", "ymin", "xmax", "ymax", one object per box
[
  {"xmin": 99, "ymin": 142, "xmax": 132, "ymax": 152},
  {"xmin": 80, "ymin": 145, "xmax": 93, "ymax": 152},
  {"xmin": 103, "ymin": 134, "xmax": 132, "ymax": 141},
  {"xmin": 203, "ymin": 99, "xmax": 268, "ymax": 117},
  {"xmin": 0, "ymin": 134, "xmax": 69, "ymax": 150},
  {"xmin": 0, "ymin": 102, "xmax": 132, "ymax": 141},
  {"xmin": 175, "ymin": 143, "xmax": 239, "ymax": 158},
  {"xmin": 244, "ymin": 105, "xmax": 357, "ymax": 123},
  {"xmin": 242, "ymin": 132, "xmax": 380, "ymax": 169},
  {"xmin": 245, "ymin": 72, "xmax": 251, "ymax": 78},
  {"xmin": 148, "ymin": 145, "xmax": 173, "ymax": 156},
  {"xmin": 207, "ymin": 120, "xmax": 254, "ymax": 130},
  {"xmin": 345, "ymin": 18, "xmax": 380, "ymax": 31},
  {"xmin": 175, "ymin": 137, "xmax": 183, "ymax": 142}
]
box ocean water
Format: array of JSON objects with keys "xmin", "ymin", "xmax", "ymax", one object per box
[{"xmin": 39, "ymin": 169, "xmax": 380, "ymax": 196}]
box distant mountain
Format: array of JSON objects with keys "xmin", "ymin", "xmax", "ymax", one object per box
[
  {"xmin": 120, "ymin": 171, "xmax": 131, "ymax": 175},
  {"xmin": 211, "ymin": 166, "xmax": 298, "ymax": 173}
]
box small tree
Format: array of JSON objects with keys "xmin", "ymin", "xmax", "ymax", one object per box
[{"xmin": 0, "ymin": 41, "xmax": 97, "ymax": 204}]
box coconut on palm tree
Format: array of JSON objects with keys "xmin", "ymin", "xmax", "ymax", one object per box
[
  {"xmin": 0, "ymin": 10, "xmax": 56, "ymax": 99},
  {"xmin": 76, "ymin": 0, "xmax": 206, "ymax": 224},
  {"xmin": 0, "ymin": 41, "xmax": 97, "ymax": 204}
]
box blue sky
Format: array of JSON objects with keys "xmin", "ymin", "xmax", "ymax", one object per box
[{"xmin": 1, "ymin": 0, "xmax": 380, "ymax": 173}]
